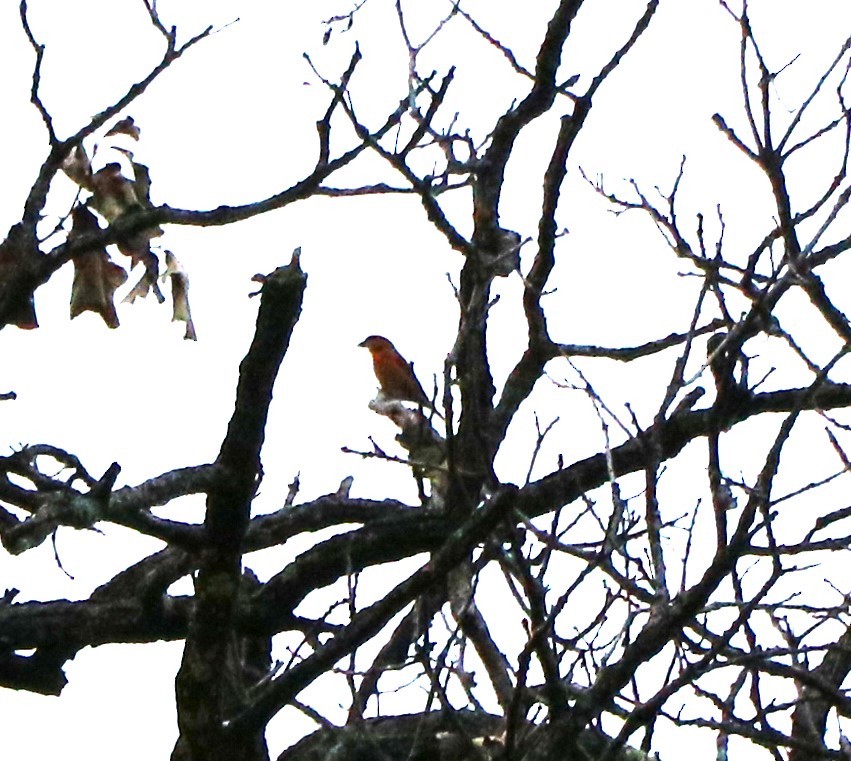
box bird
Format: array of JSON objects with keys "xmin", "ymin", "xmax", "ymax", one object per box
[{"xmin": 359, "ymin": 335, "xmax": 435, "ymax": 410}]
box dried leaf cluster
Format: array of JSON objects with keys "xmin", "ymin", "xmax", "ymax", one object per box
[{"xmin": 60, "ymin": 121, "xmax": 195, "ymax": 338}]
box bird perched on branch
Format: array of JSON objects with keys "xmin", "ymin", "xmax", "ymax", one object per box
[{"xmin": 359, "ymin": 335, "xmax": 435, "ymax": 410}]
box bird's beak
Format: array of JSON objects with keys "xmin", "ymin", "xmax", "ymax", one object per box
[{"xmin": 357, "ymin": 339, "xmax": 367, "ymax": 347}]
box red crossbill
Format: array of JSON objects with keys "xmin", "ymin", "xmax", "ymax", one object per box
[{"xmin": 359, "ymin": 335, "xmax": 434, "ymax": 409}]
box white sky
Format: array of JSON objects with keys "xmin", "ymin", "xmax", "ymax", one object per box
[{"xmin": 0, "ymin": 1, "xmax": 849, "ymax": 758}]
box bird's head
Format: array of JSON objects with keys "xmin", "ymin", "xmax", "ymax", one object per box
[{"xmin": 359, "ymin": 335, "xmax": 395, "ymax": 354}]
